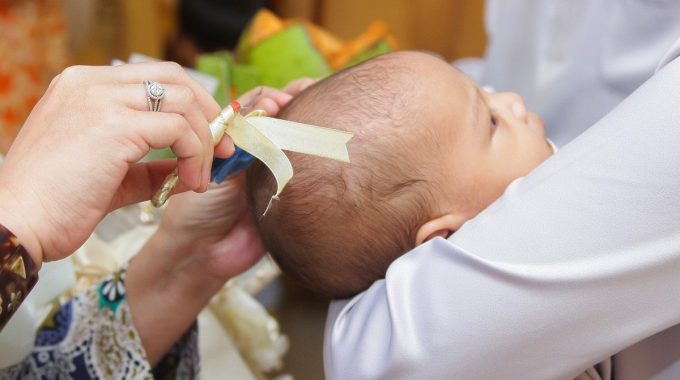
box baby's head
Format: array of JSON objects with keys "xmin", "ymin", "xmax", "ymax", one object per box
[{"xmin": 247, "ymin": 51, "xmax": 553, "ymax": 298}]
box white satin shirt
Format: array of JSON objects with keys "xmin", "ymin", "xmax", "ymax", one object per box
[{"xmin": 325, "ymin": 5, "xmax": 680, "ymax": 379}]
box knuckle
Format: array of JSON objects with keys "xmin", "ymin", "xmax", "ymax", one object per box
[
  {"xmin": 161, "ymin": 61, "xmax": 184, "ymax": 76},
  {"xmin": 60, "ymin": 65, "xmax": 86, "ymax": 81},
  {"xmin": 168, "ymin": 113, "xmax": 188, "ymax": 131},
  {"xmin": 177, "ymin": 134, "xmax": 203, "ymax": 159},
  {"xmin": 176, "ymin": 85, "xmax": 196, "ymax": 104},
  {"xmin": 48, "ymin": 73, "xmax": 61, "ymax": 88}
]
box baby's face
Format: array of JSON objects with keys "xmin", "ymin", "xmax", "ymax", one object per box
[
  {"xmin": 413, "ymin": 54, "xmax": 553, "ymax": 214},
  {"xmin": 456, "ymin": 88, "xmax": 554, "ymax": 208}
]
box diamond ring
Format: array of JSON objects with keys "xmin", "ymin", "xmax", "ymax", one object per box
[{"xmin": 144, "ymin": 80, "xmax": 166, "ymax": 112}]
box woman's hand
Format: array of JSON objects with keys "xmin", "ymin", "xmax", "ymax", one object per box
[{"xmin": 0, "ymin": 62, "xmax": 234, "ymax": 265}]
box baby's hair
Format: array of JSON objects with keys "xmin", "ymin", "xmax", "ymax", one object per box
[{"xmin": 247, "ymin": 53, "xmax": 441, "ymax": 298}]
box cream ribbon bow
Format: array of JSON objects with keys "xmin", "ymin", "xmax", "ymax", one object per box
[{"xmin": 152, "ymin": 102, "xmax": 353, "ymax": 207}]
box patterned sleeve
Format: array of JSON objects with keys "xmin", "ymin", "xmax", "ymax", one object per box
[{"xmin": 0, "ymin": 267, "xmax": 200, "ymax": 380}]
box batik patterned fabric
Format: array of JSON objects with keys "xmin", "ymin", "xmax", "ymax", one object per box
[{"xmin": 0, "ymin": 266, "xmax": 200, "ymax": 379}]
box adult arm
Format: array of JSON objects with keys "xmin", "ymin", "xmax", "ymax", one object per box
[
  {"xmin": 0, "ymin": 173, "xmax": 264, "ymax": 379},
  {"xmin": 0, "ymin": 266, "xmax": 201, "ymax": 379},
  {"xmin": 325, "ymin": 40, "xmax": 680, "ymax": 379}
]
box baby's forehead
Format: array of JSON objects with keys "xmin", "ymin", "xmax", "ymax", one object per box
[
  {"xmin": 285, "ymin": 52, "xmax": 479, "ymax": 142},
  {"xmin": 375, "ymin": 52, "xmax": 478, "ymax": 104}
]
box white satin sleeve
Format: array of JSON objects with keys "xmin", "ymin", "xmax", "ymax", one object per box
[{"xmin": 324, "ymin": 39, "xmax": 680, "ymax": 379}]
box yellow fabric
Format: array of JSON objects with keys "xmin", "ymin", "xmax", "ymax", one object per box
[
  {"xmin": 153, "ymin": 106, "xmax": 353, "ymax": 207},
  {"xmin": 224, "ymin": 113, "xmax": 353, "ymax": 200},
  {"xmin": 224, "ymin": 114, "xmax": 294, "ymax": 198},
  {"xmin": 247, "ymin": 116, "xmax": 352, "ymax": 163}
]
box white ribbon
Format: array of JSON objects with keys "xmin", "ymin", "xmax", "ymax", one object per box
[{"xmin": 152, "ymin": 105, "xmax": 353, "ymax": 207}]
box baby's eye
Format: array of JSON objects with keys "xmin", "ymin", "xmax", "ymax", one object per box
[{"xmin": 490, "ymin": 115, "xmax": 498, "ymax": 128}]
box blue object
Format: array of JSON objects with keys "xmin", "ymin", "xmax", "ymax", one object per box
[{"xmin": 211, "ymin": 146, "xmax": 256, "ymax": 183}]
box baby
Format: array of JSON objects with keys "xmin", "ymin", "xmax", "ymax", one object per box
[{"xmin": 246, "ymin": 51, "xmax": 554, "ymax": 298}]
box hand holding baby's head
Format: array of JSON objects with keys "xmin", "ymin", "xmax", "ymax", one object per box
[{"xmin": 247, "ymin": 51, "xmax": 553, "ymax": 298}]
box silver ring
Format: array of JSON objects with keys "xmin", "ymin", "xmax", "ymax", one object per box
[{"xmin": 144, "ymin": 80, "xmax": 166, "ymax": 112}]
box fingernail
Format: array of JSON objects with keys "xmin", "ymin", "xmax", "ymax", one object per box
[
  {"xmin": 196, "ymin": 168, "xmax": 205, "ymax": 191},
  {"xmin": 203, "ymin": 167, "xmax": 211, "ymax": 191}
]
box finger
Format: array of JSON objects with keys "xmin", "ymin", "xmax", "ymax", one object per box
[
  {"xmin": 82, "ymin": 62, "xmax": 223, "ymax": 121},
  {"xmin": 249, "ymin": 98, "xmax": 280, "ymax": 117},
  {"xmin": 127, "ymin": 110, "xmax": 206, "ymax": 190},
  {"xmin": 238, "ymin": 86, "xmax": 292, "ymax": 111},
  {"xmin": 107, "ymin": 80, "xmax": 235, "ymax": 172},
  {"xmin": 108, "ymin": 159, "xmax": 192, "ymax": 211},
  {"xmin": 117, "ymin": 80, "xmax": 231, "ymax": 181},
  {"xmin": 210, "ymin": 212, "xmax": 265, "ymax": 278},
  {"xmin": 115, "ymin": 83, "xmax": 209, "ymax": 117},
  {"xmin": 283, "ymin": 77, "xmax": 316, "ymax": 96},
  {"xmin": 114, "ymin": 83, "xmax": 215, "ymax": 190},
  {"xmin": 214, "ymin": 137, "xmax": 234, "ymax": 158}
]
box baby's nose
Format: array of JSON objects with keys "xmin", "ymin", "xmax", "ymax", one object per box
[
  {"xmin": 501, "ymin": 92, "xmax": 529, "ymax": 123},
  {"xmin": 511, "ymin": 101, "xmax": 528, "ymax": 122},
  {"xmin": 488, "ymin": 92, "xmax": 529, "ymax": 123}
]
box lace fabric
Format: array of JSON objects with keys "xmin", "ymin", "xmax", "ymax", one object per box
[{"xmin": 0, "ymin": 267, "xmax": 199, "ymax": 380}]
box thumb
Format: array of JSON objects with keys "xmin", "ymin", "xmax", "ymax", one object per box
[
  {"xmin": 108, "ymin": 159, "xmax": 191, "ymax": 211},
  {"xmin": 209, "ymin": 212, "xmax": 265, "ymax": 279}
]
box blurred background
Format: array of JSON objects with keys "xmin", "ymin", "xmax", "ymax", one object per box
[{"xmin": 0, "ymin": 1, "xmax": 487, "ymax": 378}]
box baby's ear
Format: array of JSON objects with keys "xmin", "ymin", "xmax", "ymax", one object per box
[{"xmin": 415, "ymin": 214, "xmax": 468, "ymax": 245}]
